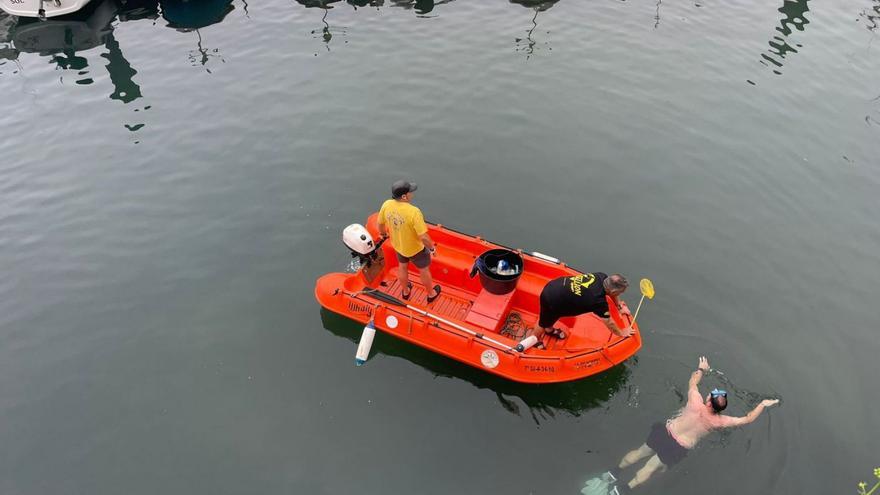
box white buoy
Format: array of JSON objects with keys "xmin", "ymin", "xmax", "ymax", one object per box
[
  {"xmin": 355, "ymin": 320, "xmax": 376, "ymax": 366},
  {"xmin": 515, "ymin": 335, "xmax": 539, "ymax": 352}
]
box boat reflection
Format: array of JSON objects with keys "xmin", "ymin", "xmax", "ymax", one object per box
[
  {"xmin": 0, "ymin": 0, "xmax": 234, "ymax": 101},
  {"xmin": 508, "ymin": 0, "xmax": 559, "ymax": 11},
  {"xmin": 293, "ymin": 0, "xmax": 340, "ymax": 50},
  {"xmin": 7, "ymin": 0, "xmax": 143, "ymax": 101},
  {"xmin": 861, "ymin": 0, "xmax": 879, "ymax": 32},
  {"xmin": 161, "ymin": 0, "xmax": 233, "ymax": 29},
  {"xmin": 760, "ymin": 0, "xmax": 810, "ymax": 75},
  {"xmin": 509, "ymin": 0, "xmax": 560, "ymax": 57},
  {"xmin": 161, "ymin": 0, "xmax": 233, "ymax": 70},
  {"xmin": 388, "ymin": 0, "xmax": 453, "ymax": 16},
  {"xmin": 321, "ymin": 309, "xmax": 631, "ymax": 422},
  {"xmin": 0, "ymin": 12, "xmax": 19, "ymax": 64}
]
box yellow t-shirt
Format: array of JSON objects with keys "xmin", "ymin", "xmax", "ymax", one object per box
[{"xmin": 378, "ymin": 199, "xmax": 428, "ymax": 257}]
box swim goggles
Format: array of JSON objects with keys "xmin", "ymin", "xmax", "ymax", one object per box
[{"xmin": 711, "ymin": 388, "xmax": 727, "ymax": 398}]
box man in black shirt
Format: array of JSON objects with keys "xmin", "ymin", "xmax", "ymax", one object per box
[{"xmin": 535, "ymin": 272, "xmax": 631, "ymax": 340}]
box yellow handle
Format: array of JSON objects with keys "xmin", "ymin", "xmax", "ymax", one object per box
[{"xmin": 631, "ymin": 278, "xmax": 655, "ymax": 326}]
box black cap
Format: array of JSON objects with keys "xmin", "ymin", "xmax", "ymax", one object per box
[{"xmin": 392, "ymin": 180, "xmax": 418, "ymax": 199}]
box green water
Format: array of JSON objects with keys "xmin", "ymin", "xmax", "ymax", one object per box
[{"xmin": 1, "ymin": 0, "xmax": 879, "ymax": 493}]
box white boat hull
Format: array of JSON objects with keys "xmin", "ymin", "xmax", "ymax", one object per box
[{"xmin": 1, "ymin": 0, "xmax": 92, "ymax": 18}]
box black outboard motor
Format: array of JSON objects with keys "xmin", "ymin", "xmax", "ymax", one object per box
[{"xmin": 342, "ymin": 224, "xmax": 385, "ymax": 268}]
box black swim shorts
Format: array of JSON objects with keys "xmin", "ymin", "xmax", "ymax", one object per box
[
  {"xmin": 646, "ymin": 422, "xmax": 688, "ymax": 466},
  {"xmin": 538, "ymin": 285, "xmax": 565, "ymax": 328},
  {"xmin": 396, "ymin": 248, "xmax": 431, "ymax": 269}
]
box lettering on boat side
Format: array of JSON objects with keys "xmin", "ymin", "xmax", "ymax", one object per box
[
  {"xmin": 480, "ymin": 350, "xmax": 499, "ymax": 369},
  {"xmin": 573, "ymin": 358, "xmax": 600, "ymax": 370},
  {"xmin": 524, "ymin": 364, "xmax": 556, "ymax": 373}
]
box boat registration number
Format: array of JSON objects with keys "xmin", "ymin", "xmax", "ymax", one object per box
[{"xmin": 524, "ymin": 364, "xmax": 556, "ymax": 373}]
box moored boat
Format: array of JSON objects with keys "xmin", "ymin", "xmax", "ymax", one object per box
[
  {"xmin": 1, "ymin": 0, "xmax": 92, "ymax": 19},
  {"xmin": 315, "ymin": 213, "xmax": 642, "ymax": 384}
]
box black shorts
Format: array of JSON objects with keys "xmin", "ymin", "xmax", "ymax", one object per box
[
  {"xmin": 646, "ymin": 422, "xmax": 688, "ymax": 466},
  {"xmin": 538, "ymin": 283, "xmax": 576, "ymax": 328},
  {"xmin": 396, "ymin": 248, "xmax": 431, "ymax": 269}
]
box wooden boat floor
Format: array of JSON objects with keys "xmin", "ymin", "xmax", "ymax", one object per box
[
  {"xmin": 382, "ymin": 277, "xmax": 473, "ymax": 322},
  {"xmin": 377, "ymin": 276, "xmax": 606, "ymax": 353}
]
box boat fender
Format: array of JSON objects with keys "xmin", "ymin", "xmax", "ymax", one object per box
[
  {"xmin": 605, "ymin": 295, "xmax": 627, "ymax": 331},
  {"xmin": 515, "ymin": 335, "xmax": 539, "ymax": 352},
  {"xmin": 355, "ymin": 320, "xmax": 376, "ymax": 366}
]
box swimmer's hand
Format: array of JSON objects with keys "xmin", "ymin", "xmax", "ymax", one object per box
[
  {"xmin": 761, "ymin": 399, "xmax": 780, "ymax": 408},
  {"xmin": 698, "ymin": 356, "xmax": 710, "ymax": 372}
]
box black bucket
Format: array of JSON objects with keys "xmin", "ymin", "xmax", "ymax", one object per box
[{"xmin": 469, "ymin": 248, "xmax": 523, "ymax": 295}]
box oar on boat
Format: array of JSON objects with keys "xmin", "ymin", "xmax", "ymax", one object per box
[{"xmin": 357, "ymin": 288, "xmax": 517, "ymax": 353}]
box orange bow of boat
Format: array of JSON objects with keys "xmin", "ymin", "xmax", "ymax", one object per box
[{"xmin": 315, "ymin": 213, "xmax": 642, "ymax": 384}]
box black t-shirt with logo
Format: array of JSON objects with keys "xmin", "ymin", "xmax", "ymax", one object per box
[{"xmin": 540, "ymin": 272, "xmax": 610, "ymax": 318}]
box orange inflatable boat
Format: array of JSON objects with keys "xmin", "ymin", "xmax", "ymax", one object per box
[{"xmin": 315, "ymin": 213, "xmax": 642, "ymax": 384}]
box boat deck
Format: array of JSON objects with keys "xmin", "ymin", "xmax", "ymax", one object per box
[
  {"xmin": 376, "ymin": 275, "xmax": 590, "ymax": 351},
  {"xmin": 382, "ymin": 277, "xmax": 473, "ymax": 321}
]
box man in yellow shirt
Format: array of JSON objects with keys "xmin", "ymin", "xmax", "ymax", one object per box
[{"xmin": 378, "ymin": 180, "xmax": 441, "ymax": 303}]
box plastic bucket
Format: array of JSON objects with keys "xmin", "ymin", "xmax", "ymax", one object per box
[{"xmin": 469, "ymin": 249, "xmax": 523, "ymax": 295}]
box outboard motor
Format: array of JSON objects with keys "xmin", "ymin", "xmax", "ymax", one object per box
[{"xmin": 342, "ymin": 224, "xmax": 384, "ymax": 268}]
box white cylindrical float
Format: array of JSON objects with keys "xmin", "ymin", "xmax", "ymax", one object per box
[
  {"xmin": 355, "ymin": 320, "xmax": 377, "ymax": 366},
  {"xmin": 515, "ymin": 335, "xmax": 539, "ymax": 352}
]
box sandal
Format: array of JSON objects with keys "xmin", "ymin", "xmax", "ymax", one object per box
[
  {"xmin": 426, "ymin": 285, "xmax": 442, "ymax": 303},
  {"xmin": 548, "ymin": 328, "xmax": 567, "ymax": 340},
  {"xmin": 401, "ymin": 282, "xmax": 413, "ymax": 300}
]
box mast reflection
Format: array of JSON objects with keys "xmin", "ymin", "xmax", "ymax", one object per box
[
  {"xmin": 509, "ymin": 0, "xmax": 560, "ymax": 58},
  {"xmin": 760, "ymin": 0, "xmax": 810, "ymax": 75}
]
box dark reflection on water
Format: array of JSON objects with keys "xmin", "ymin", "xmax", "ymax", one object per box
[
  {"xmin": 508, "ymin": 0, "xmax": 559, "ymax": 11},
  {"xmin": 761, "ymin": 0, "xmax": 810, "ymax": 75},
  {"xmin": 103, "ymin": 30, "xmax": 142, "ymax": 102},
  {"xmin": 389, "ymin": 0, "xmax": 453, "ymax": 16},
  {"xmin": 295, "ymin": 0, "xmax": 453, "ymax": 50},
  {"xmin": 294, "ymin": 0, "xmax": 340, "ymax": 51},
  {"xmin": 321, "ymin": 309, "xmax": 631, "ymax": 423},
  {"xmin": 0, "ymin": 0, "xmax": 233, "ymax": 100},
  {"xmin": 510, "ymin": 0, "xmax": 559, "ymax": 57},
  {"xmin": 861, "ymin": 0, "xmax": 880, "ymax": 31},
  {"xmin": 162, "ymin": 0, "xmax": 234, "ymax": 29},
  {"xmin": 160, "ymin": 0, "xmax": 234, "ymax": 70},
  {"xmin": 0, "ymin": 14, "xmax": 15, "ymax": 67}
]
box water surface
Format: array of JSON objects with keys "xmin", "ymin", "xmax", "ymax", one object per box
[{"xmin": 1, "ymin": 0, "xmax": 879, "ymax": 493}]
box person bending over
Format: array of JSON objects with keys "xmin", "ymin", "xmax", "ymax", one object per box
[{"xmin": 534, "ymin": 272, "xmax": 631, "ymax": 340}]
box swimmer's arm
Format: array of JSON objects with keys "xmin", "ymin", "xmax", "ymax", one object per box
[
  {"xmin": 687, "ymin": 372, "xmax": 704, "ymax": 403},
  {"xmin": 689, "ymin": 356, "xmax": 709, "ymax": 388},
  {"xmin": 719, "ymin": 399, "xmax": 780, "ymax": 427}
]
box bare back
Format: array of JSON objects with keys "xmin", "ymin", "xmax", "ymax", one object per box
[{"xmin": 666, "ymin": 390, "xmax": 728, "ymax": 448}]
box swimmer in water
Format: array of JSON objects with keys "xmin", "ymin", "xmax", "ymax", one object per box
[{"xmin": 606, "ymin": 356, "xmax": 780, "ymax": 493}]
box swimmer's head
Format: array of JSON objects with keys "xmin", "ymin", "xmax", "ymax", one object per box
[
  {"xmin": 707, "ymin": 389, "xmax": 728, "ymax": 413},
  {"xmin": 604, "ymin": 274, "xmax": 629, "ymax": 296}
]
